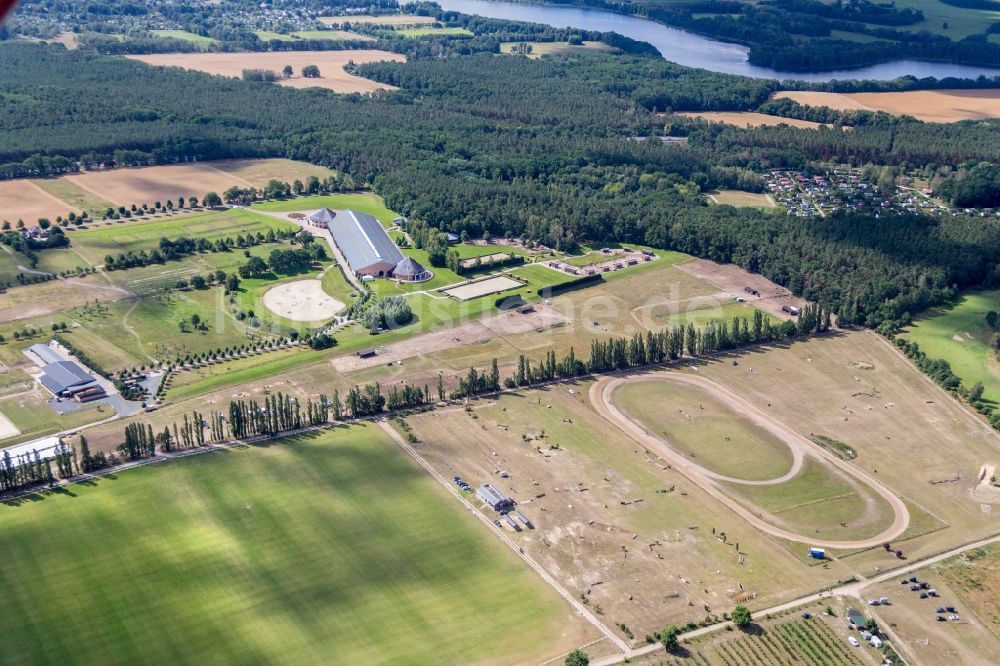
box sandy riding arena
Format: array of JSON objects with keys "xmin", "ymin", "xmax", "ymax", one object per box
[
  {"xmin": 262, "ymin": 279, "xmax": 345, "ymax": 323},
  {"xmin": 0, "ymin": 411, "xmax": 21, "ymax": 441},
  {"xmin": 127, "ymin": 50, "xmax": 405, "ymax": 94},
  {"xmin": 443, "ymin": 275, "xmax": 523, "ymax": 301}
]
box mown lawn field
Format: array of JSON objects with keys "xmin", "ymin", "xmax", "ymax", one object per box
[
  {"xmin": 150, "ymin": 29, "xmax": 218, "ymax": 45},
  {"xmin": 722, "ymin": 458, "xmax": 896, "ymax": 541},
  {"xmin": 614, "ymin": 377, "xmax": 794, "ymax": 481},
  {"xmin": 252, "ymin": 193, "xmax": 398, "ymax": 223},
  {"xmin": 0, "ymin": 425, "xmax": 592, "ymax": 665},
  {"xmin": 0, "ymin": 388, "xmax": 113, "ymax": 445},
  {"xmin": 901, "ymin": 291, "xmax": 1000, "ymax": 403},
  {"xmin": 397, "ymin": 26, "xmax": 473, "ymax": 37},
  {"xmin": 71, "ymin": 209, "xmax": 296, "ymax": 264}
]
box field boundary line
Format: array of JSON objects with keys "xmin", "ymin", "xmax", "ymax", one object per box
[
  {"xmin": 376, "ymin": 419, "xmax": 631, "ymax": 656},
  {"xmin": 869, "ymin": 330, "xmax": 1000, "ymax": 442}
]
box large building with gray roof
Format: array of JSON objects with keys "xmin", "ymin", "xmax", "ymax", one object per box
[
  {"xmin": 328, "ymin": 209, "xmax": 405, "ymax": 278},
  {"xmin": 29, "ymin": 343, "xmax": 106, "ymax": 403}
]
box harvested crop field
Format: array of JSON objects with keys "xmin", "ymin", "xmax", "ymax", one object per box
[
  {"xmin": 443, "ymin": 275, "xmax": 523, "ymax": 300},
  {"xmin": 209, "ymin": 158, "xmax": 336, "ymax": 185},
  {"xmin": 709, "ymin": 190, "xmax": 777, "ymax": 208},
  {"xmin": 773, "ymin": 89, "xmax": 1000, "ymax": 123},
  {"xmin": 0, "ymin": 159, "xmax": 335, "ymax": 217},
  {"xmin": 0, "ymin": 179, "xmax": 80, "ymax": 224},
  {"xmin": 63, "ymin": 164, "xmax": 254, "ymax": 207},
  {"xmin": 678, "ymin": 111, "xmax": 827, "ymax": 129},
  {"xmin": 127, "ymin": 51, "xmax": 404, "ymax": 94},
  {"xmin": 262, "ymin": 279, "xmax": 345, "ymax": 322}
]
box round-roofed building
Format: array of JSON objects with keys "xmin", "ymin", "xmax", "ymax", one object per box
[{"xmin": 393, "ymin": 256, "xmax": 431, "ymax": 282}]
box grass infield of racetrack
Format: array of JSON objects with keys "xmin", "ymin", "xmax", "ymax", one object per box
[{"xmin": 0, "ymin": 425, "xmax": 589, "ymax": 665}]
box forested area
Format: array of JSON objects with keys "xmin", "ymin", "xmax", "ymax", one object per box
[
  {"xmin": 0, "ymin": 42, "xmax": 998, "ymax": 331},
  {"xmin": 544, "ymin": 0, "xmax": 1000, "ymax": 70}
]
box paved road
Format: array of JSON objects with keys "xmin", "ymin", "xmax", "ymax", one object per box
[
  {"xmin": 375, "ymin": 419, "xmax": 631, "ymax": 655},
  {"xmin": 590, "ymin": 372, "xmax": 910, "ymax": 549}
]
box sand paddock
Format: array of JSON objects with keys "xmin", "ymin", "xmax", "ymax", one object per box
[
  {"xmin": 63, "ymin": 164, "xmax": 255, "ymax": 207},
  {"xmin": 332, "ymin": 304, "xmax": 570, "ymax": 372},
  {"xmin": 675, "ymin": 257, "xmax": 806, "ymax": 321},
  {"xmin": 263, "ymin": 279, "xmax": 345, "ymax": 323},
  {"xmin": 127, "ymin": 50, "xmax": 405, "ymax": 94},
  {"xmin": 773, "ymin": 89, "xmax": 1000, "ymax": 123},
  {"xmin": 0, "ymin": 180, "xmax": 81, "ymax": 224},
  {"xmin": 443, "ymin": 275, "xmax": 523, "ymax": 301},
  {"xmin": 0, "ymin": 411, "xmax": 21, "ymax": 441}
]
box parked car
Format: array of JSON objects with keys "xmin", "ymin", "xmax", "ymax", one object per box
[{"xmin": 848, "ymin": 637, "xmax": 860, "ymax": 647}]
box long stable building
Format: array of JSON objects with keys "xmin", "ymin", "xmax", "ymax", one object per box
[
  {"xmin": 327, "ymin": 209, "xmax": 404, "ymax": 278},
  {"xmin": 316, "ymin": 208, "xmax": 430, "ymax": 281},
  {"xmin": 29, "ymin": 343, "xmax": 106, "ymax": 402}
]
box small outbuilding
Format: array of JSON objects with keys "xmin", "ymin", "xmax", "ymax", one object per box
[
  {"xmin": 357, "ymin": 349, "xmax": 377, "ymax": 359},
  {"xmin": 307, "ymin": 208, "xmax": 337, "ymax": 227},
  {"xmin": 477, "ymin": 484, "xmax": 515, "ymax": 512}
]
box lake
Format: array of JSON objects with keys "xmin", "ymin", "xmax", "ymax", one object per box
[{"xmin": 436, "ymin": 0, "xmax": 1000, "ymax": 81}]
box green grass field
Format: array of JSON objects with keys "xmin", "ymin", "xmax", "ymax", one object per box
[
  {"xmin": 31, "ymin": 178, "xmax": 115, "ymax": 219},
  {"xmin": 254, "ymin": 29, "xmax": 364, "ymax": 41},
  {"xmin": 151, "ymin": 29, "xmax": 218, "ymax": 45},
  {"xmin": 614, "ymin": 378, "xmax": 794, "ymax": 481},
  {"xmin": 0, "ymin": 389, "xmax": 114, "ymax": 445},
  {"xmin": 901, "ymin": 291, "xmax": 1000, "ymax": 403},
  {"xmin": 452, "ymin": 243, "xmax": 529, "ymax": 260},
  {"xmin": 71, "ymin": 209, "xmax": 296, "ymax": 265},
  {"xmin": 397, "ymin": 26, "xmax": 473, "ymax": 37},
  {"xmin": 0, "ymin": 246, "xmax": 89, "ymax": 282},
  {"xmin": 252, "ymin": 193, "xmax": 398, "ymax": 224},
  {"xmin": 722, "ymin": 459, "xmax": 895, "ymax": 541},
  {"xmin": 0, "ymin": 425, "xmax": 587, "ymax": 665},
  {"xmin": 891, "ymin": 0, "xmax": 1000, "ymax": 38}
]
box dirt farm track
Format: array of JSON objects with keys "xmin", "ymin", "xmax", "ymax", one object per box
[{"xmin": 591, "ymin": 372, "xmax": 910, "ymax": 549}]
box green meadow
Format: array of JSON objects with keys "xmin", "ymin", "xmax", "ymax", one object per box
[
  {"xmin": 0, "ymin": 426, "xmax": 586, "ymax": 665},
  {"xmin": 901, "ymin": 291, "xmax": 1000, "ymax": 402}
]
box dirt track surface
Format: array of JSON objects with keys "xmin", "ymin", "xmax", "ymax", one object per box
[
  {"xmin": 591, "ymin": 371, "xmax": 910, "ymax": 549},
  {"xmin": 331, "ymin": 305, "xmax": 570, "ymax": 372},
  {"xmin": 676, "ymin": 258, "xmax": 808, "ymax": 322}
]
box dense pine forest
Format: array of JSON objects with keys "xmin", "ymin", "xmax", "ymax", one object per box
[{"xmin": 1, "ymin": 41, "xmax": 999, "ymax": 331}]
